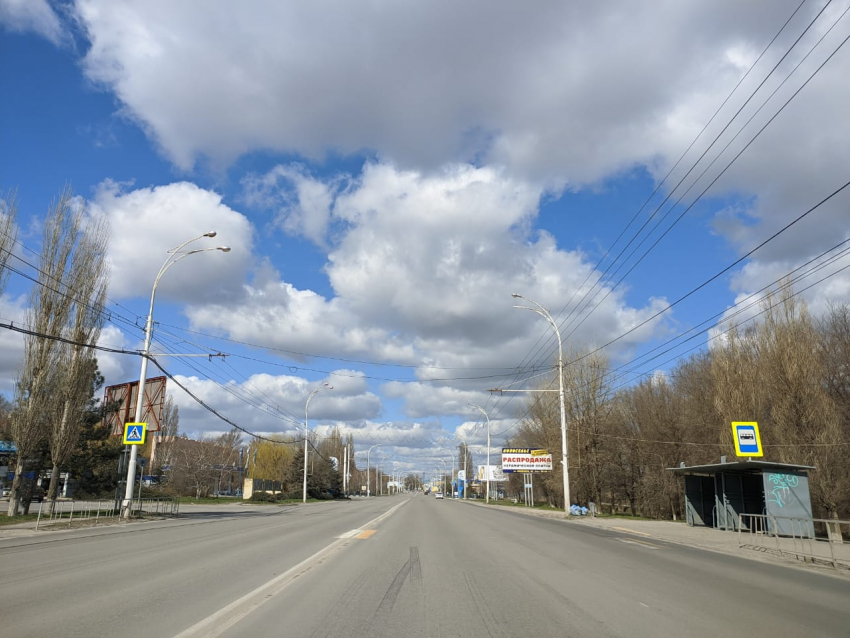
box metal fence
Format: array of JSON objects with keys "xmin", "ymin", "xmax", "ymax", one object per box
[
  {"xmin": 738, "ymin": 513, "xmax": 850, "ymax": 570},
  {"xmin": 35, "ymin": 497, "xmax": 179, "ymax": 530},
  {"xmin": 132, "ymin": 497, "xmax": 180, "ymax": 518}
]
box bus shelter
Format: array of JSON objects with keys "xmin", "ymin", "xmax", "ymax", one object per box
[{"xmin": 668, "ymin": 459, "xmax": 815, "ymax": 534}]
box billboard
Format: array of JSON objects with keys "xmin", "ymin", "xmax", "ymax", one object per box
[
  {"xmin": 477, "ymin": 465, "xmax": 507, "ymax": 482},
  {"xmin": 501, "ymin": 448, "xmax": 553, "ymax": 473},
  {"xmin": 104, "ymin": 376, "xmax": 167, "ymax": 434}
]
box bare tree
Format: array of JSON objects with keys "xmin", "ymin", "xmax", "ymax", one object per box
[
  {"xmin": 170, "ymin": 436, "xmax": 219, "ymax": 498},
  {"xmin": 151, "ymin": 395, "xmax": 179, "ymax": 480},
  {"xmin": 756, "ymin": 289, "xmax": 846, "ymax": 517},
  {"xmin": 8, "ymin": 189, "xmax": 85, "ymax": 516},
  {"xmin": 45, "ymin": 214, "xmax": 109, "ymax": 513},
  {"xmin": 563, "ymin": 348, "xmax": 612, "ymax": 508},
  {"xmin": 513, "ymin": 389, "xmax": 563, "ymax": 507},
  {"xmin": 0, "ymin": 190, "xmax": 18, "ymax": 297}
]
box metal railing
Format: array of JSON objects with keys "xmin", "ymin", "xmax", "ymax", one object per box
[
  {"xmin": 35, "ymin": 497, "xmax": 179, "ymax": 530},
  {"xmin": 132, "ymin": 497, "xmax": 180, "ymax": 518},
  {"xmin": 738, "ymin": 513, "xmax": 849, "ymax": 570}
]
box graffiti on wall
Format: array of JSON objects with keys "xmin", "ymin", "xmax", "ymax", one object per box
[{"xmin": 766, "ymin": 473, "xmax": 799, "ymax": 508}]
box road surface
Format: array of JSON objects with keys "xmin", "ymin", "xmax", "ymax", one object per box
[{"xmin": 0, "ymin": 494, "xmax": 847, "ymax": 637}]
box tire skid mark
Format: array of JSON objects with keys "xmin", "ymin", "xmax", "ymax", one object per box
[
  {"xmin": 463, "ymin": 571, "xmax": 508, "ymax": 638},
  {"xmin": 366, "ymin": 546, "xmax": 420, "ymax": 637},
  {"xmin": 309, "ymin": 570, "xmax": 372, "ymax": 638}
]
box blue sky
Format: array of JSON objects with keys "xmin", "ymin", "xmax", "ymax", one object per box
[{"xmin": 2, "ymin": 1, "xmax": 849, "ymax": 474}]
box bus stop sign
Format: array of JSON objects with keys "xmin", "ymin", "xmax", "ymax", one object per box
[{"xmin": 732, "ymin": 422, "xmax": 762, "ymax": 457}]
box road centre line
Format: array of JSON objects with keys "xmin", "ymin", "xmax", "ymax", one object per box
[
  {"xmin": 172, "ymin": 499, "xmax": 409, "ymax": 638},
  {"xmin": 336, "ymin": 529, "xmax": 377, "ymax": 539}
]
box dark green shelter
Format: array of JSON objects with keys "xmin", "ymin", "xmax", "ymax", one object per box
[{"xmin": 668, "ymin": 459, "xmax": 815, "ymax": 534}]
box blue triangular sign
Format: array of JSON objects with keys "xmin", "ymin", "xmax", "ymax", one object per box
[{"xmin": 127, "ymin": 426, "xmax": 142, "ymax": 442}]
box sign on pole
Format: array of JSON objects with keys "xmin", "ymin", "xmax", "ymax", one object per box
[
  {"xmin": 123, "ymin": 422, "xmax": 147, "ymax": 446},
  {"xmin": 501, "ymin": 448, "xmax": 553, "ymax": 473},
  {"xmin": 477, "ymin": 465, "xmax": 507, "ymax": 482},
  {"xmin": 731, "ymin": 422, "xmax": 762, "ymax": 457}
]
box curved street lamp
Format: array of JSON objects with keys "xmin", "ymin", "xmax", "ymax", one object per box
[
  {"xmin": 378, "ymin": 454, "xmax": 394, "ymax": 495},
  {"xmin": 433, "ymin": 458, "xmax": 448, "ymax": 495},
  {"xmin": 437, "ymin": 446, "xmax": 456, "ymax": 498},
  {"xmin": 512, "ymin": 293, "xmax": 570, "ymax": 516},
  {"xmin": 303, "ymin": 383, "xmax": 331, "ymax": 503},
  {"xmin": 453, "ymin": 433, "xmax": 470, "ymax": 499},
  {"xmin": 123, "ymin": 232, "xmax": 230, "ymax": 517},
  {"xmin": 468, "ymin": 403, "xmax": 491, "ymax": 504}
]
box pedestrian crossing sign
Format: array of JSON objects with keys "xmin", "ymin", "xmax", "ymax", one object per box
[{"xmin": 123, "ymin": 422, "xmax": 147, "ymax": 445}]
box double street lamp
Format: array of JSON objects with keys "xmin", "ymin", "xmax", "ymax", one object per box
[
  {"xmin": 123, "ymin": 232, "xmax": 230, "ymax": 517},
  {"xmin": 512, "ymin": 293, "xmax": 571, "ymax": 516},
  {"xmin": 378, "ymin": 454, "xmax": 393, "ymax": 495},
  {"xmin": 437, "ymin": 446, "xmax": 455, "ymax": 498},
  {"xmin": 366, "ymin": 444, "xmax": 381, "ymax": 497},
  {"xmin": 467, "ymin": 403, "xmax": 491, "ymax": 504}
]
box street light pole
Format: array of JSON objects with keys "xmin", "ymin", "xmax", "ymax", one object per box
[
  {"xmin": 366, "ymin": 444, "xmax": 381, "ymax": 497},
  {"xmin": 378, "ymin": 454, "xmax": 393, "ymax": 495},
  {"xmin": 122, "ymin": 232, "xmax": 230, "ymax": 518},
  {"xmin": 438, "ymin": 446, "xmax": 455, "ymax": 498},
  {"xmin": 512, "ymin": 293, "xmax": 571, "ymax": 516},
  {"xmin": 454, "ymin": 434, "xmax": 469, "ymax": 499},
  {"xmin": 468, "ymin": 403, "xmax": 491, "ymax": 504},
  {"xmin": 303, "ymin": 383, "xmax": 331, "ymax": 503}
]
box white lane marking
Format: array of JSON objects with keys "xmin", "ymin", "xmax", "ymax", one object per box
[
  {"xmin": 618, "ymin": 538, "xmax": 660, "ymax": 550},
  {"xmin": 336, "ymin": 529, "xmax": 363, "ymax": 539},
  {"xmin": 173, "ymin": 499, "xmax": 409, "ymax": 638},
  {"xmin": 611, "ymin": 526, "xmax": 652, "ymax": 537},
  {"xmin": 639, "ymin": 602, "xmax": 650, "ymax": 608}
]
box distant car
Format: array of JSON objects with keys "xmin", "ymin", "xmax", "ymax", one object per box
[
  {"xmin": 435, "ymin": 492, "xmax": 444, "ymax": 499},
  {"xmin": 1, "ymin": 487, "xmax": 10, "ymax": 497}
]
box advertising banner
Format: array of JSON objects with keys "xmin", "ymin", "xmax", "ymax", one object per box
[
  {"xmin": 501, "ymin": 448, "xmax": 553, "ymax": 473},
  {"xmin": 477, "ymin": 465, "xmax": 507, "ymax": 482}
]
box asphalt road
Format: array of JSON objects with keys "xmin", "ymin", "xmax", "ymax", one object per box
[{"xmin": 1, "ymin": 495, "xmax": 847, "ymax": 637}]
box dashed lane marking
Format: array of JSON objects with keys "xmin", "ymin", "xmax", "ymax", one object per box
[
  {"xmin": 336, "ymin": 529, "xmax": 362, "ymax": 539},
  {"xmin": 618, "ymin": 537, "xmax": 662, "ymax": 550},
  {"xmin": 612, "ymin": 526, "xmax": 652, "ymax": 537}
]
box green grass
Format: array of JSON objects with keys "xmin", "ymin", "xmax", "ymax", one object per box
[{"xmin": 0, "ymin": 512, "xmax": 40, "ymax": 526}]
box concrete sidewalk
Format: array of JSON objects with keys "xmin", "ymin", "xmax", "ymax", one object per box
[{"xmin": 456, "ymin": 499, "xmax": 849, "ymax": 576}]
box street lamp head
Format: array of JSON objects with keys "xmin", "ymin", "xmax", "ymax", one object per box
[
  {"xmin": 204, "ymin": 231, "xmax": 218, "ymax": 238},
  {"xmin": 217, "ymin": 246, "xmax": 231, "ymax": 252},
  {"xmin": 511, "ymin": 293, "xmax": 522, "ymax": 298}
]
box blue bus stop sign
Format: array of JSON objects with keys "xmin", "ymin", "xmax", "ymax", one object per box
[{"xmin": 732, "ymin": 422, "xmax": 762, "ymax": 457}]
